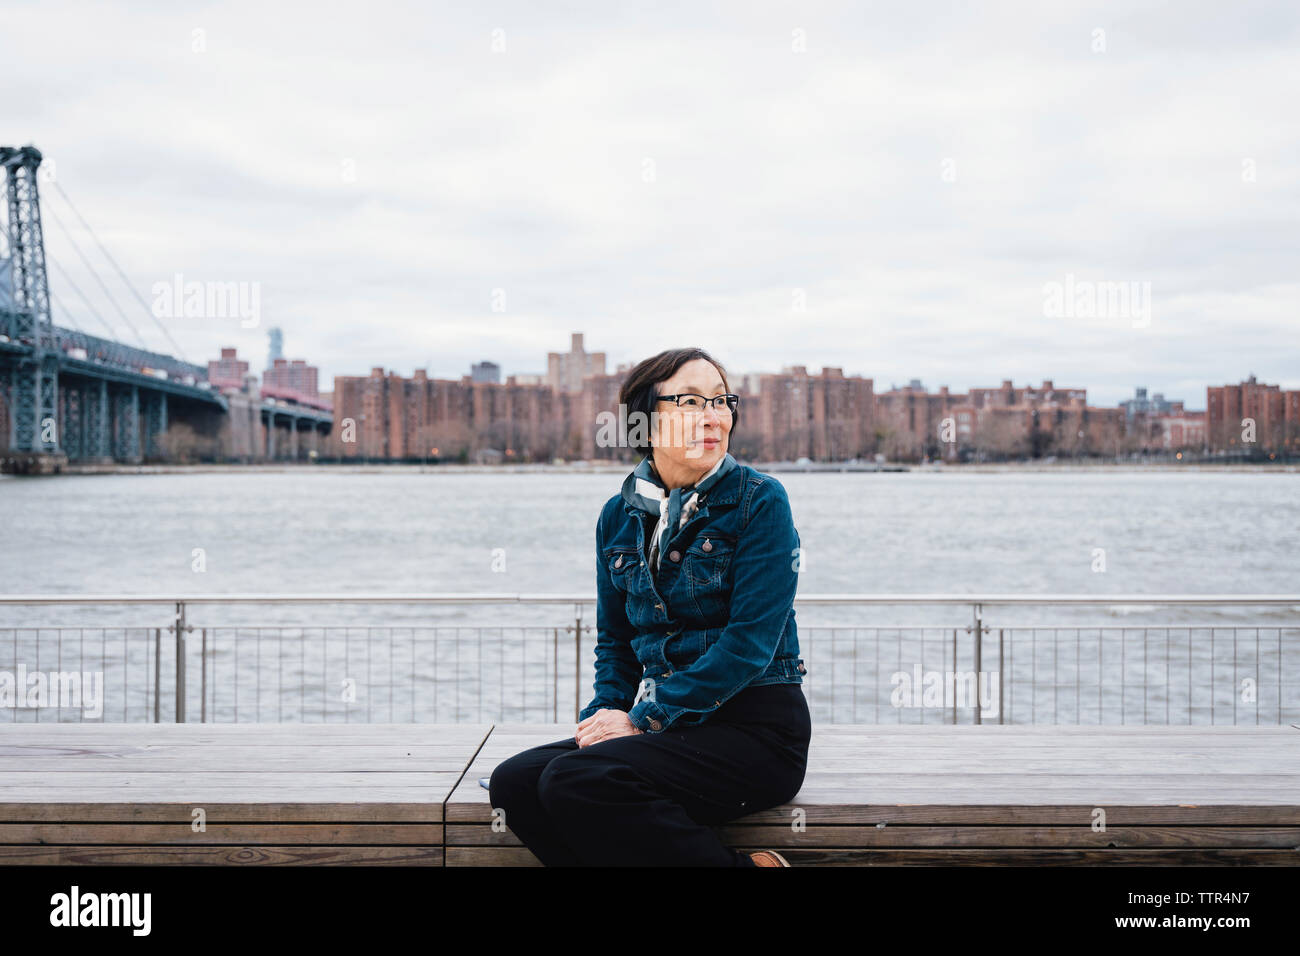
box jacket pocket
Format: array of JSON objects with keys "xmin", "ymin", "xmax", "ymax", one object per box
[
  {"xmin": 683, "ymin": 534, "xmax": 736, "ymax": 621},
  {"xmin": 681, "ymin": 532, "xmax": 736, "ymax": 587},
  {"xmin": 604, "ymin": 547, "xmax": 640, "ymax": 585}
]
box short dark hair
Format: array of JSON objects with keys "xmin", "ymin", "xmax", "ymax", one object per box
[{"xmin": 618, "ymin": 347, "xmax": 737, "ymax": 455}]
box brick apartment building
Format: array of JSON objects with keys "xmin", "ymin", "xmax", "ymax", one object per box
[
  {"xmin": 263, "ymin": 357, "xmax": 321, "ymax": 402},
  {"xmin": 329, "ymin": 366, "xmax": 576, "ymax": 462},
  {"xmin": 1207, "ymin": 375, "xmax": 1300, "ymax": 455},
  {"xmin": 874, "ymin": 378, "xmax": 1138, "ymax": 460}
]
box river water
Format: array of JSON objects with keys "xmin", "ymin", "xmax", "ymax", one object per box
[{"xmin": 1, "ymin": 467, "xmax": 1297, "ymax": 724}]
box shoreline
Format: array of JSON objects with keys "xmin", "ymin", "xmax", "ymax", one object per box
[{"xmin": 7, "ymin": 460, "xmax": 1295, "ymax": 476}]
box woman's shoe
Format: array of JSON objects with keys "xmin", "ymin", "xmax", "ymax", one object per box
[{"xmin": 749, "ymin": 850, "xmax": 790, "ymax": 867}]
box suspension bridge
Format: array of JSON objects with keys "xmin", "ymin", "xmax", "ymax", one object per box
[{"xmin": 0, "ymin": 145, "xmax": 332, "ymax": 474}]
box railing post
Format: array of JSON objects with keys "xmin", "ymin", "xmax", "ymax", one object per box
[
  {"xmin": 175, "ymin": 600, "xmax": 186, "ymax": 723},
  {"xmin": 573, "ymin": 603, "xmax": 583, "ymax": 724},
  {"xmin": 997, "ymin": 627, "xmax": 1004, "ymax": 724},
  {"xmin": 972, "ymin": 602, "xmax": 983, "ymax": 725},
  {"xmin": 153, "ymin": 626, "xmax": 161, "ymax": 723},
  {"xmin": 951, "ymin": 626, "xmax": 957, "ymax": 725}
]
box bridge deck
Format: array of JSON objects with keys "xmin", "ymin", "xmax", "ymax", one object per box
[{"xmin": 1, "ymin": 723, "xmax": 1296, "ymax": 865}]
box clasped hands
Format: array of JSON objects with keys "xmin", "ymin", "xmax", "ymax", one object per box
[{"xmin": 574, "ymin": 708, "xmax": 644, "ymax": 747}]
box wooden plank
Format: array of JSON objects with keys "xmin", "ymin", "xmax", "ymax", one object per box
[
  {"xmin": 0, "ymin": 801, "xmax": 446, "ymax": 823},
  {"xmin": 478, "ymin": 727, "xmax": 1300, "ymax": 738},
  {"xmin": 0, "ymin": 771, "xmax": 463, "ymax": 787},
  {"xmin": 445, "ymin": 822, "xmax": 1300, "ymax": 848},
  {"xmin": 0, "ymin": 722, "xmax": 492, "ymax": 734},
  {"xmin": 0, "ymin": 824, "xmax": 442, "ymax": 844},
  {"xmin": 450, "ymin": 781, "xmax": 1300, "ymax": 808},
  {"xmin": 446, "ymin": 846, "xmax": 540, "ymax": 866},
  {"xmin": 761, "ymin": 848, "xmax": 1300, "ymax": 866},
  {"xmin": 789, "ymin": 772, "xmax": 1300, "ymax": 785},
  {"xmin": 0, "ymin": 743, "xmax": 494, "ymax": 756},
  {"xmin": 0, "ymin": 845, "xmax": 445, "ymax": 866},
  {"xmin": 712, "ymin": 825, "xmax": 1300, "ymax": 848},
  {"xmin": 445, "ymin": 845, "xmax": 1300, "ymax": 866},
  {"xmin": 0, "ymin": 733, "xmax": 491, "ymax": 749},
  {"xmin": 804, "ymin": 727, "xmax": 1300, "ymax": 736},
  {"xmin": 0, "ymin": 754, "xmax": 474, "ymax": 771},
  {"xmin": 446, "ymin": 801, "xmax": 1300, "ymax": 825}
]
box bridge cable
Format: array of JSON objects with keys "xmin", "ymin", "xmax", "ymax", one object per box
[
  {"xmin": 42, "ymin": 200, "xmax": 152, "ymax": 352},
  {"xmin": 48, "ymin": 290, "xmax": 87, "ymax": 334},
  {"xmin": 49, "ymin": 181, "xmax": 192, "ymax": 364},
  {"xmin": 45, "ymin": 256, "xmax": 121, "ymax": 342}
]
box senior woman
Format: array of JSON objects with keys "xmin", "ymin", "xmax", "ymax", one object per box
[{"xmin": 488, "ymin": 347, "xmax": 810, "ymax": 867}]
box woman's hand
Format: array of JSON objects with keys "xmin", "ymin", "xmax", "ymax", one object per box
[{"xmin": 574, "ymin": 708, "xmax": 643, "ymax": 747}]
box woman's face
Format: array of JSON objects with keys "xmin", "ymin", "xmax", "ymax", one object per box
[{"xmin": 649, "ymin": 358, "xmax": 731, "ymax": 475}]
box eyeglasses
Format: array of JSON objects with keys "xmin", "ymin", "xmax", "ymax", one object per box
[{"xmin": 656, "ymin": 393, "xmax": 738, "ymax": 415}]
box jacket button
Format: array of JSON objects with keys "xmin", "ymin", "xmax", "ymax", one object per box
[
  {"xmin": 614, "ymin": 555, "xmax": 623, "ymax": 568},
  {"xmin": 649, "ymin": 719, "xmax": 661, "ymax": 731},
  {"xmin": 669, "ymin": 550, "xmax": 680, "ymax": 562},
  {"xmin": 702, "ymin": 540, "xmax": 712, "ymax": 552}
]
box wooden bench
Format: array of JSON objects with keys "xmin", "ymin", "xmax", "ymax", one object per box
[{"xmin": 1, "ymin": 723, "xmax": 1297, "ymax": 865}]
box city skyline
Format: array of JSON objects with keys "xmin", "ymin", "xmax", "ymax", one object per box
[
  {"xmin": 197, "ymin": 329, "xmax": 1287, "ymax": 464},
  {"xmin": 224, "ymin": 328, "xmax": 1270, "ymax": 416}
]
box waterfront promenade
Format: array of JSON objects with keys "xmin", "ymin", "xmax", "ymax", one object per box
[{"xmin": 1, "ymin": 722, "xmax": 1296, "ymax": 865}]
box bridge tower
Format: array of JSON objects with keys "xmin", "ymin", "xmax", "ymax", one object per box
[{"xmin": 0, "ymin": 145, "xmax": 60, "ymax": 457}]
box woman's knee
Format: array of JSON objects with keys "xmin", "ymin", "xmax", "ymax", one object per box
[
  {"xmin": 536, "ymin": 749, "xmax": 615, "ymax": 812},
  {"xmin": 488, "ymin": 750, "xmax": 546, "ymax": 808}
]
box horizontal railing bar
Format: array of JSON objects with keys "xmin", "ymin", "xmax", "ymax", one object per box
[
  {"xmin": 5, "ymin": 622, "xmax": 1296, "ymax": 632},
  {"xmin": 1, "ymin": 593, "xmax": 1298, "ymax": 606},
  {"xmin": 0, "ymin": 626, "xmax": 171, "ymax": 631}
]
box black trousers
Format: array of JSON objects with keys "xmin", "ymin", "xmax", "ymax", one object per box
[{"xmin": 487, "ymin": 681, "xmax": 811, "ymax": 866}]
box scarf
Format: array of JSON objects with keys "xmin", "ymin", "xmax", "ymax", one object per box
[{"xmin": 620, "ymin": 452, "xmax": 738, "ymax": 575}]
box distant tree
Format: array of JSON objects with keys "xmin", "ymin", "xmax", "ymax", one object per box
[{"xmin": 158, "ymin": 422, "xmax": 216, "ymax": 464}]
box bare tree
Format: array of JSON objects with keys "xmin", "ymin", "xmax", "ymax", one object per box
[{"xmin": 158, "ymin": 422, "xmax": 216, "ymax": 464}]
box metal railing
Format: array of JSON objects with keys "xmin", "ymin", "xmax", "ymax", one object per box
[{"xmin": 0, "ymin": 594, "xmax": 1296, "ymax": 725}]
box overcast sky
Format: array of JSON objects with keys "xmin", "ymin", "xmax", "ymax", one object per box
[{"xmin": 5, "ymin": 0, "xmax": 1297, "ymax": 408}]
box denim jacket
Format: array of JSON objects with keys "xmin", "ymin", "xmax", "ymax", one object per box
[{"xmin": 578, "ymin": 461, "xmax": 806, "ymax": 734}]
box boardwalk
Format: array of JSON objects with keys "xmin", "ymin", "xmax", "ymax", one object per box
[{"xmin": 1, "ymin": 723, "xmax": 1297, "ymax": 865}]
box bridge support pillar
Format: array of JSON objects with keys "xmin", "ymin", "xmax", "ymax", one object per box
[
  {"xmin": 1, "ymin": 364, "xmax": 11, "ymax": 450},
  {"xmin": 12, "ymin": 351, "xmax": 59, "ymax": 454},
  {"xmin": 90, "ymin": 378, "xmax": 109, "ymax": 459},
  {"xmin": 265, "ymin": 410, "xmax": 277, "ymax": 460},
  {"xmin": 115, "ymin": 384, "xmax": 141, "ymax": 463},
  {"xmin": 143, "ymin": 389, "xmax": 168, "ymax": 460},
  {"xmin": 63, "ymin": 383, "xmax": 80, "ymax": 459}
]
